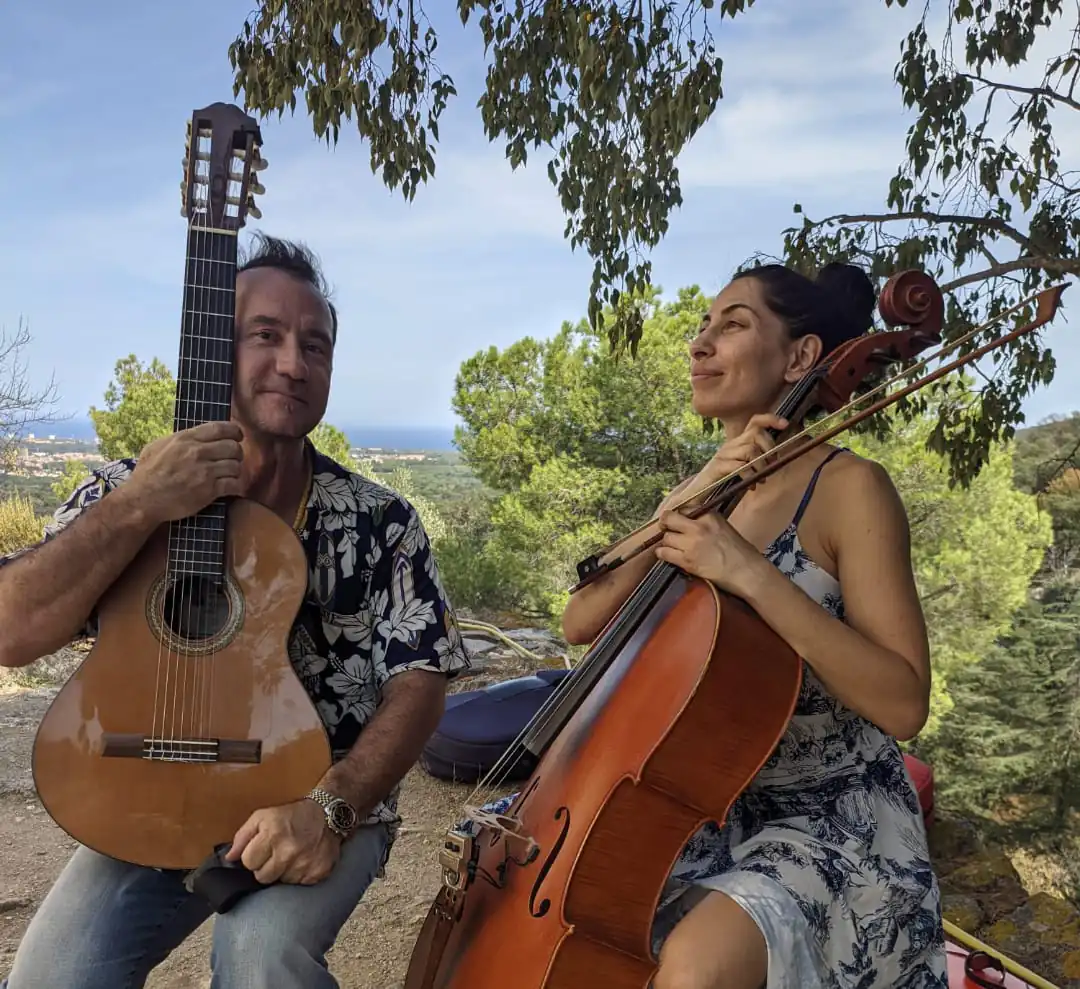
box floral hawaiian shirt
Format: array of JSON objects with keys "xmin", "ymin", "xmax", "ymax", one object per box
[{"xmin": 1, "ymin": 446, "xmax": 471, "ymax": 833}]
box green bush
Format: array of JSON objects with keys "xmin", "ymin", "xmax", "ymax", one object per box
[{"xmin": 0, "ymin": 493, "xmax": 43, "ymax": 557}]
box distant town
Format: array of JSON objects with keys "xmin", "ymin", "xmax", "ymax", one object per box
[{"xmin": 7, "ymin": 434, "xmax": 435, "ymax": 481}]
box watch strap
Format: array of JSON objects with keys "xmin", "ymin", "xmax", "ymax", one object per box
[{"xmin": 306, "ymin": 788, "xmax": 359, "ymax": 837}]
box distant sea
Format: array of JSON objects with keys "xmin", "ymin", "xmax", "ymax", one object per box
[{"xmin": 30, "ymin": 418, "xmax": 457, "ymax": 452}]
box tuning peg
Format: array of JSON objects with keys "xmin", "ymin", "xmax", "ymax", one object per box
[
  {"xmin": 250, "ymin": 155, "xmax": 268, "ymax": 171},
  {"xmin": 249, "ymin": 179, "xmax": 265, "ymax": 196},
  {"xmin": 247, "ymin": 200, "xmax": 262, "ymax": 220}
]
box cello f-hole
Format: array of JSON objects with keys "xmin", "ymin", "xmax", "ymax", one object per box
[{"xmin": 529, "ymin": 806, "xmax": 570, "ymax": 919}]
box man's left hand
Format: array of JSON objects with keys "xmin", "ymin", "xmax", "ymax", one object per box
[{"xmin": 225, "ymin": 798, "xmax": 341, "ymax": 885}]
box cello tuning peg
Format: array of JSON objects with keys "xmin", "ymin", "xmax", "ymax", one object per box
[
  {"xmin": 247, "ymin": 200, "xmax": 262, "ymax": 220},
  {"xmin": 249, "ymin": 179, "xmax": 265, "ymax": 196},
  {"xmin": 250, "ymin": 155, "xmax": 268, "ymax": 171}
]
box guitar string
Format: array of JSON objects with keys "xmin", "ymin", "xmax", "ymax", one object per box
[
  {"xmin": 193, "ymin": 201, "xmax": 214, "ymax": 754},
  {"xmin": 175, "ymin": 170, "xmax": 204, "ymax": 761},
  {"xmin": 203, "ymin": 194, "xmax": 234, "ymax": 752},
  {"xmin": 197, "ymin": 172, "xmax": 229, "ymax": 756},
  {"xmin": 151, "ymin": 156, "xmax": 194, "ymax": 765}
]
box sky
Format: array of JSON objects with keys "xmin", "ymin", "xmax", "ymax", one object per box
[{"xmin": 1, "ymin": 0, "xmax": 1077, "ymax": 441}]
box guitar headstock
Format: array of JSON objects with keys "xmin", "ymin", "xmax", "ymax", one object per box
[{"xmin": 181, "ymin": 102, "xmax": 267, "ymax": 231}]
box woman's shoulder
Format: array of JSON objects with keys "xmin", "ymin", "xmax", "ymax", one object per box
[{"xmin": 812, "ymin": 448, "xmax": 909, "ymax": 541}]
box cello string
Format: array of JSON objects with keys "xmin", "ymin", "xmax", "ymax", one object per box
[
  {"xmin": 598, "ymin": 286, "xmax": 1063, "ymax": 566},
  {"xmin": 461, "ymin": 282, "xmax": 1067, "ymax": 820},
  {"xmin": 463, "ymin": 381, "xmax": 816, "ymax": 811}
]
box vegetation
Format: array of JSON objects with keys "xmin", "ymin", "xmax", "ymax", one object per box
[
  {"xmin": 0, "ymin": 492, "xmax": 42, "ymax": 557},
  {"xmin": 0, "ymin": 319, "xmax": 59, "ymax": 472},
  {"xmin": 228, "ymin": 1, "xmax": 738, "ymax": 350},
  {"xmin": 227, "ymin": 1, "xmax": 1076, "ymax": 488},
  {"xmin": 0, "ymin": 302, "xmax": 1077, "ymax": 904}
]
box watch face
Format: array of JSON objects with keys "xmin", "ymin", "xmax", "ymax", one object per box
[{"xmin": 327, "ymin": 799, "xmax": 358, "ymax": 833}]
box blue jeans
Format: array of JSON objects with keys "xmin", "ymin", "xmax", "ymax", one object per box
[{"xmin": 0, "ymin": 824, "xmax": 389, "ymax": 989}]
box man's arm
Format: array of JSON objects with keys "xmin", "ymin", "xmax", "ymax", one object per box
[
  {"xmin": 0, "ymin": 466, "xmax": 158, "ymax": 668},
  {"xmin": 318, "ymin": 670, "xmax": 447, "ymax": 816},
  {"xmin": 318, "ymin": 504, "xmax": 471, "ymax": 815}
]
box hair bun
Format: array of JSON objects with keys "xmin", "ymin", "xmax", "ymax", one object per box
[{"xmin": 815, "ymin": 261, "xmax": 876, "ymax": 334}]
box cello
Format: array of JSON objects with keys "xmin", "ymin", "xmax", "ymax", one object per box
[
  {"xmin": 404, "ymin": 269, "xmax": 1068, "ymax": 989},
  {"xmin": 30, "ymin": 103, "xmax": 333, "ymax": 870}
]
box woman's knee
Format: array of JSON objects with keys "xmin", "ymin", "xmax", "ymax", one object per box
[{"xmin": 653, "ymin": 891, "xmax": 767, "ymax": 989}]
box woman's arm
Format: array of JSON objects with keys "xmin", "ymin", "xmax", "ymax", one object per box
[
  {"xmin": 563, "ymin": 414, "xmax": 788, "ymax": 645},
  {"xmin": 562, "ymin": 478, "xmax": 694, "ymax": 645},
  {"xmin": 657, "ymin": 458, "xmax": 931, "ymax": 740}
]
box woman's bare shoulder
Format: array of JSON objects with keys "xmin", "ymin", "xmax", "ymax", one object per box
[{"xmin": 816, "ymin": 449, "xmax": 910, "ymax": 541}]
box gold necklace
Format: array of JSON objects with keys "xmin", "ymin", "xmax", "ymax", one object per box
[{"xmin": 293, "ymin": 444, "xmax": 313, "ymax": 534}]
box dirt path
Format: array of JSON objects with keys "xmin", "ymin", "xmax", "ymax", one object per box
[{"xmin": 0, "ymin": 635, "xmax": 547, "ymax": 989}]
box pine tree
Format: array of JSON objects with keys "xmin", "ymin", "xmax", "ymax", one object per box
[{"xmin": 922, "ymin": 579, "xmax": 1080, "ymax": 837}]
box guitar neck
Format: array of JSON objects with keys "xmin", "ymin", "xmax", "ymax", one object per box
[{"xmin": 167, "ymin": 226, "xmax": 238, "ymax": 580}]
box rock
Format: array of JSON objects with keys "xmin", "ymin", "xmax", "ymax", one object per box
[
  {"xmin": 1063, "ymin": 950, "xmax": 1080, "ymax": 981},
  {"xmin": 927, "ymin": 814, "xmax": 984, "ymax": 870},
  {"xmin": 1005, "ymin": 892, "xmax": 1080, "ymax": 949},
  {"xmin": 941, "ymin": 893, "xmax": 983, "ymax": 931},
  {"xmin": 460, "ymin": 637, "xmax": 498, "ymax": 655},
  {"xmin": 0, "ymin": 897, "xmax": 31, "ymax": 914}
]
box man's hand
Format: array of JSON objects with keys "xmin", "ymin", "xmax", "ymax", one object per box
[
  {"xmin": 126, "ymin": 421, "xmax": 246, "ymax": 525},
  {"xmin": 225, "ymin": 798, "xmax": 341, "ymax": 885}
]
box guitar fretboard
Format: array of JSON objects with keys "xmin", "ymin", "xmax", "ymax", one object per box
[{"xmin": 167, "ymin": 227, "xmax": 237, "ymax": 581}]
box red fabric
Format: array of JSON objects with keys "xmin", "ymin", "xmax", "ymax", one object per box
[{"xmin": 903, "ymin": 752, "xmax": 935, "ymax": 827}]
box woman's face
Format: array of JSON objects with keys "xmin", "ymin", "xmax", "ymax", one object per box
[{"xmin": 688, "ymin": 276, "xmax": 821, "ymax": 422}]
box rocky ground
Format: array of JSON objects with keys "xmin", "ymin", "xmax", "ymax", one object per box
[{"xmin": 1, "ymin": 634, "xmax": 1078, "ymax": 987}]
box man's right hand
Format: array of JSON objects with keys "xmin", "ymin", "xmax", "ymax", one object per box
[{"xmin": 125, "ymin": 422, "xmax": 245, "ymax": 524}]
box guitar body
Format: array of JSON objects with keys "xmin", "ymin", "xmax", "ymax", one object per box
[{"xmin": 32, "ymin": 498, "xmax": 332, "ymax": 870}]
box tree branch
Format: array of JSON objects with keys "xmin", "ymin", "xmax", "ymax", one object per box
[
  {"xmin": 806, "ymin": 210, "xmax": 1035, "ymax": 251},
  {"xmin": 941, "ymin": 255, "xmax": 1080, "ymax": 292},
  {"xmin": 958, "ymin": 73, "xmax": 1080, "ymax": 113}
]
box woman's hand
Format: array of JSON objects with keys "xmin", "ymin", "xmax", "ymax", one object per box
[
  {"xmin": 655, "ymin": 509, "xmax": 770, "ymax": 598},
  {"xmin": 664, "ymin": 413, "xmax": 788, "ymax": 513}
]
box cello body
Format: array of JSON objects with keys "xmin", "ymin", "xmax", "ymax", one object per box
[
  {"xmin": 405, "ymin": 271, "xmax": 986, "ymax": 989},
  {"xmin": 410, "ymin": 574, "xmax": 801, "ymax": 988},
  {"xmin": 32, "ymin": 498, "xmax": 333, "ymax": 870}
]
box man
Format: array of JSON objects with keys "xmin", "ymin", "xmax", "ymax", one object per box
[{"xmin": 0, "ymin": 235, "xmax": 469, "ymax": 989}]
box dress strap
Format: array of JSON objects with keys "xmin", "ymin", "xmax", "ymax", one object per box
[{"xmin": 791, "ymin": 447, "xmax": 848, "ymax": 528}]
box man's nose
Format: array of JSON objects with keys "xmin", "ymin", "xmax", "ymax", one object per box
[{"xmin": 275, "ymin": 340, "xmax": 309, "ymax": 380}]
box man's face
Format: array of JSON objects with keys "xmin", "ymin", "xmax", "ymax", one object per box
[{"xmin": 232, "ymin": 267, "xmax": 334, "ymax": 440}]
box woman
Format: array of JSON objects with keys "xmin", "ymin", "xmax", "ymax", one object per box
[{"xmin": 562, "ymin": 262, "xmax": 947, "ymax": 989}]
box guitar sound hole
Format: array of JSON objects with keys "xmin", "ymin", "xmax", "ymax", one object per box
[{"xmin": 162, "ymin": 575, "xmax": 232, "ymax": 642}]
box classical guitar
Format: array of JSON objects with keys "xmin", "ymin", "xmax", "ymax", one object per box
[{"xmin": 31, "ymin": 103, "xmax": 332, "ymax": 870}]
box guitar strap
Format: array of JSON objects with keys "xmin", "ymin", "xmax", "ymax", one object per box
[{"xmin": 183, "ymin": 843, "xmax": 269, "ymax": 914}]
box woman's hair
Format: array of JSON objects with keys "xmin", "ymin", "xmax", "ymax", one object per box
[{"xmin": 731, "ymin": 261, "xmax": 877, "ymax": 356}]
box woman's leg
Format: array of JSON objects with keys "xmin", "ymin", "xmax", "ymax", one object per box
[{"xmin": 653, "ymin": 890, "xmax": 767, "ymax": 989}]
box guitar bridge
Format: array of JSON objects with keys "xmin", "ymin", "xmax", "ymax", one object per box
[{"xmin": 100, "ymin": 733, "xmax": 262, "ymax": 764}]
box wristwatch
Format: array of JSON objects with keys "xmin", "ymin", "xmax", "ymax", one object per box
[{"xmin": 306, "ymin": 788, "xmax": 360, "ymax": 839}]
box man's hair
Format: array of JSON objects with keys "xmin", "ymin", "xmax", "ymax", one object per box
[{"xmin": 237, "ymin": 233, "xmax": 338, "ymax": 343}]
